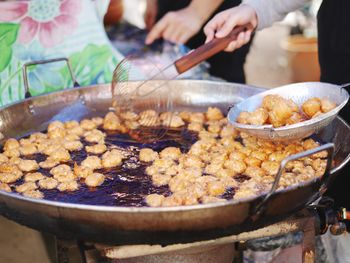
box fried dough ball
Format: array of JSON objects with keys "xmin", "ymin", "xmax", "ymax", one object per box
[
  {"xmin": 57, "ymin": 181, "xmax": 79, "ymax": 192},
  {"xmin": 206, "ymin": 107, "xmax": 224, "ymax": 121},
  {"xmin": 101, "ymin": 150, "xmax": 123, "ymax": 168},
  {"xmin": 220, "ymin": 125, "xmax": 237, "ymax": 138},
  {"xmin": 24, "ymin": 172, "xmax": 45, "ymax": 182},
  {"xmin": 138, "ymin": 110, "xmax": 159, "ymax": 127},
  {"xmin": 4, "ymin": 138, "xmax": 20, "ymax": 151},
  {"xmin": 224, "ymin": 159, "xmax": 246, "ymax": 174},
  {"xmin": 179, "ymin": 111, "xmax": 191, "ymax": 122},
  {"xmin": 189, "ymin": 112, "xmax": 205, "ymax": 124},
  {"xmin": 168, "ymin": 176, "xmax": 191, "ymax": 192},
  {"xmin": 164, "ymin": 165, "xmax": 179, "ymax": 177},
  {"xmin": 302, "ymin": 98, "xmax": 321, "ymax": 118},
  {"xmin": 145, "ymin": 194, "xmax": 165, "ymax": 207},
  {"xmin": 168, "ymin": 115, "xmax": 185, "ymax": 128},
  {"xmin": 180, "ymin": 154, "xmax": 204, "ymax": 169},
  {"xmin": 48, "ymin": 127, "xmax": 66, "ymax": 139},
  {"xmin": 244, "ymin": 166, "xmax": 266, "ymax": 178},
  {"xmin": 48, "ymin": 121, "xmax": 64, "ymax": 132},
  {"xmin": 80, "ymin": 119, "xmax": 97, "ymax": 131},
  {"xmin": 39, "ymin": 158, "xmax": 59, "ymax": 169},
  {"xmin": 120, "ymin": 111, "xmax": 139, "ymax": 121},
  {"xmin": 321, "ymin": 98, "xmax": 336, "ymax": 113},
  {"xmin": 178, "ymin": 167, "xmax": 202, "ymax": 180},
  {"xmin": 0, "ymin": 154, "xmax": 9, "ymax": 164},
  {"xmin": 250, "ymin": 151, "xmax": 268, "ymax": 161},
  {"xmin": 103, "ymin": 112, "xmax": 127, "ymax": 132},
  {"xmin": 207, "ymin": 181, "xmax": 226, "ymax": 196},
  {"xmin": 151, "ymin": 173, "xmax": 171, "ymax": 186},
  {"xmin": 269, "ymin": 100, "xmax": 295, "ymax": 127},
  {"xmin": 15, "ymin": 182, "xmax": 37, "ymax": 193},
  {"xmin": 64, "ymin": 120, "xmax": 79, "ymax": 129},
  {"xmin": 302, "ymin": 139, "xmax": 319, "ymax": 151},
  {"xmin": 244, "ymin": 157, "xmax": 262, "ymax": 167},
  {"xmin": 159, "ymin": 147, "xmax": 181, "ymax": 160},
  {"xmin": 29, "ymin": 132, "xmax": 47, "ymax": 142},
  {"xmin": 236, "ymin": 112, "xmax": 250, "ymax": 124},
  {"xmin": 67, "ymin": 126, "xmax": 84, "ymax": 136},
  {"xmin": 19, "ymin": 144, "xmax": 37, "ymax": 156},
  {"xmin": 74, "ymin": 163, "xmax": 93, "ymax": 178},
  {"xmin": 85, "ymin": 144, "xmax": 107, "ymax": 155},
  {"xmin": 151, "ymin": 158, "xmax": 174, "ymax": 174},
  {"xmin": 49, "ymin": 148, "xmax": 70, "ymax": 162},
  {"xmin": 81, "ymin": 156, "xmax": 102, "ymax": 170},
  {"xmin": 124, "ymin": 120, "xmax": 140, "ymax": 130},
  {"xmin": 63, "ymin": 140, "xmax": 83, "ymax": 151},
  {"xmin": 42, "ymin": 143, "xmax": 62, "ymax": 156},
  {"xmin": 18, "ymin": 159, "xmax": 39, "ymax": 172},
  {"xmin": 262, "ymin": 95, "xmax": 281, "ymax": 111},
  {"xmin": 38, "ymin": 177, "xmax": 59, "ymax": 190},
  {"xmin": 0, "ymin": 172, "xmax": 22, "ymax": 184},
  {"xmin": 204, "ymin": 163, "xmax": 223, "ymax": 176},
  {"xmin": 234, "ymin": 187, "xmax": 256, "ymax": 200},
  {"xmin": 19, "ymin": 138, "xmax": 32, "ymax": 146},
  {"xmin": 22, "ymin": 189, "xmax": 44, "ymax": 199},
  {"xmin": 286, "ymin": 112, "xmax": 305, "ymax": 125},
  {"xmin": 188, "ymin": 122, "xmax": 203, "ymax": 132},
  {"xmin": 91, "ymin": 117, "xmax": 104, "ymax": 126},
  {"xmin": 268, "ymin": 151, "xmax": 287, "ymax": 163},
  {"xmin": 261, "ymin": 161, "xmax": 280, "ymax": 176},
  {"xmin": 229, "ymin": 151, "xmax": 247, "ymax": 161},
  {"xmin": 247, "ymin": 108, "xmax": 269, "ymax": 125},
  {"xmin": 3, "ymin": 148, "xmax": 20, "ymax": 158},
  {"xmin": 84, "ymin": 129, "xmax": 106, "ymax": 144},
  {"xmin": 139, "ymin": 148, "xmax": 159, "ymax": 162},
  {"xmin": 220, "ymin": 176, "xmax": 238, "ymax": 188},
  {"xmin": 0, "ymin": 183, "xmax": 11, "ymax": 192},
  {"xmin": 85, "ymin": 173, "xmax": 105, "ymax": 187},
  {"xmin": 207, "ymin": 123, "xmax": 221, "ymax": 134},
  {"xmin": 50, "ymin": 164, "xmax": 72, "ymax": 176}
]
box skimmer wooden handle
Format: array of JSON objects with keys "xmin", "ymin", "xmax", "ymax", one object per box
[{"xmin": 174, "ymin": 23, "xmax": 253, "ymax": 74}]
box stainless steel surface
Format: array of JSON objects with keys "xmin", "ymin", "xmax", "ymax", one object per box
[
  {"xmin": 228, "ymin": 82, "xmax": 350, "ymax": 141},
  {"xmin": 0, "ymin": 80, "xmax": 349, "ymax": 244}
]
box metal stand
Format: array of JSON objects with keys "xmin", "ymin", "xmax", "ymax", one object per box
[{"xmin": 53, "ymin": 209, "xmax": 321, "ymax": 263}]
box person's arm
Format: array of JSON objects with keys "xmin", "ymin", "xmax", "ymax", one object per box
[
  {"xmin": 243, "ymin": 0, "xmax": 308, "ymax": 30},
  {"xmin": 204, "ymin": 0, "xmax": 308, "ymax": 52},
  {"xmin": 145, "ymin": 0, "xmax": 224, "ymax": 45}
]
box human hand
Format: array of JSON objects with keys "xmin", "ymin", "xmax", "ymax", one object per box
[
  {"xmin": 144, "ymin": 0, "xmax": 158, "ymax": 30},
  {"xmin": 204, "ymin": 4, "xmax": 258, "ymax": 51},
  {"xmin": 145, "ymin": 6, "xmax": 206, "ymax": 45}
]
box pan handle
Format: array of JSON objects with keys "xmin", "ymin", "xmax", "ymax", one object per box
[
  {"xmin": 22, "ymin": 58, "xmax": 79, "ymax": 99},
  {"xmin": 252, "ymin": 143, "xmax": 335, "ymax": 220}
]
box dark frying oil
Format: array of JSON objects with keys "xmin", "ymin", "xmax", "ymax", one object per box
[{"xmin": 19, "ymin": 128, "xmax": 198, "ymax": 206}]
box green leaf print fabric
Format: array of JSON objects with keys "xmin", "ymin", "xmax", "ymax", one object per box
[{"xmin": 0, "ymin": 0, "xmax": 123, "ymax": 106}]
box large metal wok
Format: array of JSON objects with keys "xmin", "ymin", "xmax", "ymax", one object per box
[{"xmin": 0, "ymin": 78, "xmax": 350, "ymax": 245}]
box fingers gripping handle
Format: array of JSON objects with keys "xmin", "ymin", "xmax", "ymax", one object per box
[{"xmin": 174, "ymin": 23, "xmax": 253, "ymax": 74}]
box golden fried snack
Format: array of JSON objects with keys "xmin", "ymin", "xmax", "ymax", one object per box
[
  {"xmin": 187, "ymin": 122, "xmax": 203, "ymax": 132},
  {"xmin": 64, "ymin": 120, "xmax": 80, "ymax": 129},
  {"xmin": 145, "ymin": 194, "xmax": 165, "ymax": 207},
  {"xmin": 138, "ymin": 110, "xmax": 159, "ymax": 127},
  {"xmin": 84, "ymin": 129, "xmax": 106, "ymax": 144},
  {"xmin": 207, "ymin": 181, "xmax": 226, "ymax": 196},
  {"xmin": 80, "ymin": 119, "xmax": 97, "ymax": 131},
  {"xmin": 3, "ymin": 138, "xmax": 20, "ymax": 151},
  {"xmin": 85, "ymin": 144, "xmax": 107, "ymax": 155},
  {"xmin": 15, "ymin": 182, "xmax": 37, "ymax": 193},
  {"xmin": 3, "ymin": 148, "xmax": 20, "ymax": 158},
  {"xmin": 103, "ymin": 112, "xmax": 127, "ymax": 132},
  {"xmin": 39, "ymin": 158, "xmax": 59, "ymax": 169},
  {"xmin": 74, "ymin": 163, "xmax": 93, "ymax": 178},
  {"xmin": 302, "ymin": 98, "xmax": 321, "ymax": 118},
  {"xmin": 63, "ymin": 140, "xmax": 84, "ymax": 151},
  {"xmin": 321, "ymin": 98, "xmax": 336, "ymax": 113},
  {"xmin": 189, "ymin": 112, "xmax": 205, "ymax": 124},
  {"xmin": 24, "ymin": 172, "xmax": 45, "ymax": 182},
  {"xmin": 139, "ymin": 148, "xmax": 159, "ymax": 162},
  {"xmin": 101, "ymin": 150, "xmax": 123, "ymax": 168},
  {"xmin": 85, "ymin": 173, "xmax": 105, "ymax": 187},
  {"xmin": 19, "ymin": 144, "xmax": 38, "ymax": 156},
  {"xmin": 18, "ymin": 159, "xmax": 39, "ymax": 172},
  {"xmin": 0, "ymin": 154, "xmax": 9, "ymax": 164},
  {"xmin": 201, "ymin": 196, "xmax": 226, "ymax": 204},
  {"xmin": 206, "ymin": 107, "xmax": 224, "ymax": 121},
  {"xmin": 151, "ymin": 173, "xmax": 171, "ymax": 187},
  {"xmin": 81, "ymin": 156, "xmax": 102, "ymax": 170},
  {"xmin": 22, "ymin": 189, "xmax": 44, "ymax": 199},
  {"xmin": 236, "ymin": 111, "xmax": 250, "ymax": 124},
  {"xmin": 0, "ymin": 183, "xmax": 11, "ymax": 192},
  {"xmin": 57, "ymin": 181, "xmax": 79, "ymax": 192},
  {"xmin": 159, "ymin": 147, "xmax": 181, "ymax": 160},
  {"xmin": 247, "ymin": 108, "xmax": 269, "ymax": 125},
  {"xmin": 286, "ymin": 112, "xmax": 305, "ymax": 125},
  {"xmin": 49, "ymin": 148, "xmax": 70, "ymax": 162},
  {"xmin": 91, "ymin": 117, "xmax": 104, "ymax": 126},
  {"xmin": 38, "ymin": 177, "xmax": 59, "ymax": 190},
  {"xmin": 224, "ymin": 159, "xmax": 246, "ymax": 174}
]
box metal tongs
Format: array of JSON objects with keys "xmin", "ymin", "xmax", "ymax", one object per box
[{"xmin": 228, "ymin": 82, "xmax": 349, "ymax": 141}]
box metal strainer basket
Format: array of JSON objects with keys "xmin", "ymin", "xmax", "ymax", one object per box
[{"xmin": 228, "ymin": 82, "xmax": 349, "ymax": 141}]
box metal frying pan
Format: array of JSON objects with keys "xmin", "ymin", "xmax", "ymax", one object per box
[
  {"xmin": 0, "ymin": 80, "xmax": 350, "ymax": 245},
  {"xmin": 228, "ymin": 82, "xmax": 349, "ymax": 141}
]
